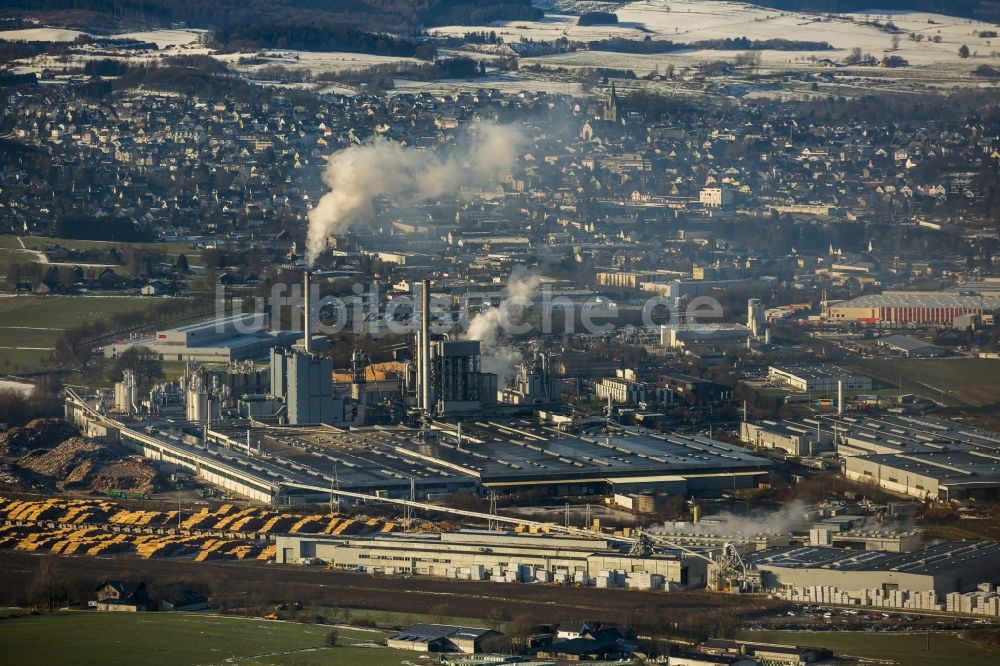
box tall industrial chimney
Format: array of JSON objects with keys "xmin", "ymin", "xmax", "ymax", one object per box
[
  {"xmin": 303, "ymin": 271, "xmax": 313, "ymax": 355},
  {"xmin": 415, "ymin": 312, "xmax": 423, "ymax": 411},
  {"xmin": 421, "ymin": 279, "xmax": 432, "ymax": 416},
  {"xmin": 837, "ymin": 379, "xmax": 844, "ymax": 415}
]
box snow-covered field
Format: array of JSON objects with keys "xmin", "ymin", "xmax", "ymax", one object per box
[
  {"xmin": 0, "ymin": 27, "xmax": 87, "ymax": 42},
  {"xmin": 392, "ymin": 73, "xmax": 586, "ymax": 96},
  {"xmin": 114, "ymin": 29, "xmax": 207, "ymax": 48},
  {"xmin": 3, "ymin": 27, "xmax": 215, "ymax": 76},
  {"xmin": 0, "ymin": 26, "xmax": 206, "ymax": 48},
  {"xmin": 434, "ymin": 0, "xmax": 1000, "ymax": 68},
  {"xmin": 3, "ymin": 3, "xmax": 998, "ymax": 97},
  {"xmin": 218, "ymin": 50, "xmax": 423, "ymax": 76}
]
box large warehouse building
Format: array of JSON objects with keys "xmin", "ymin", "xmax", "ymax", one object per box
[
  {"xmin": 660, "ymin": 323, "xmax": 751, "ymax": 349},
  {"xmin": 410, "ymin": 421, "xmax": 773, "ymax": 495},
  {"xmin": 747, "ymin": 541, "xmax": 1000, "ymax": 600},
  {"xmin": 830, "ymin": 414, "xmax": 1000, "ymax": 500},
  {"xmin": 825, "ymin": 291, "xmax": 1000, "ymax": 327},
  {"xmin": 276, "ymin": 529, "xmax": 707, "ymax": 590},
  {"xmin": 67, "ymin": 382, "xmax": 773, "ymax": 504},
  {"xmin": 742, "ymin": 414, "xmax": 1000, "ymax": 500},
  {"xmin": 741, "ymin": 420, "xmax": 832, "ymax": 456},
  {"xmin": 767, "ymin": 365, "xmax": 872, "ymax": 393},
  {"xmin": 845, "ymin": 452, "xmax": 1000, "ymax": 501},
  {"xmin": 104, "ymin": 314, "xmax": 300, "ymax": 363}
]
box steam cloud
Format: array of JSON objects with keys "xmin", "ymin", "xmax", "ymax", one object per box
[
  {"xmin": 306, "ymin": 121, "xmax": 523, "ymax": 264},
  {"xmin": 648, "ymin": 499, "xmax": 915, "ymax": 538},
  {"xmin": 649, "ymin": 501, "xmax": 810, "ymax": 537},
  {"xmin": 464, "ymin": 266, "xmax": 540, "ymax": 387}
]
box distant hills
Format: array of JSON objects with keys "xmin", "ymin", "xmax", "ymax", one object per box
[
  {"xmin": 747, "ymin": 0, "xmax": 1000, "ymax": 23},
  {"xmin": 2, "ymin": 0, "xmax": 997, "ymax": 46},
  {"xmin": 553, "ymin": 0, "xmax": 999, "ymax": 24},
  {"xmin": 0, "ymin": 0, "xmax": 543, "ymax": 32}
]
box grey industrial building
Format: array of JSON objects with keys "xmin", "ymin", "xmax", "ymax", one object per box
[
  {"xmin": 740, "ymin": 420, "xmax": 833, "ymax": 456},
  {"xmin": 766, "ymin": 414, "xmax": 1000, "ymax": 458},
  {"xmin": 595, "ymin": 376, "xmax": 662, "ymax": 405},
  {"xmin": 499, "ymin": 351, "xmax": 556, "ymax": 405},
  {"xmin": 104, "ymin": 314, "xmax": 299, "ymax": 363},
  {"xmin": 404, "ymin": 421, "xmax": 773, "ymax": 495},
  {"xmin": 845, "ymin": 452, "xmax": 1000, "ymax": 501},
  {"xmin": 743, "ymin": 414, "xmax": 1000, "ymax": 500},
  {"xmin": 876, "ymin": 335, "xmax": 949, "ymax": 358},
  {"xmin": 660, "ymin": 323, "xmax": 752, "ymax": 349},
  {"xmin": 829, "ymin": 414, "xmax": 1000, "ymax": 501},
  {"xmin": 767, "ymin": 365, "xmax": 872, "ymax": 393},
  {"xmin": 652, "ymin": 277, "xmax": 778, "ymax": 304},
  {"xmin": 662, "ymin": 373, "xmax": 733, "ymax": 403},
  {"xmin": 263, "ymin": 419, "xmax": 773, "ymax": 499},
  {"xmin": 269, "ymin": 348, "xmax": 345, "ymax": 425},
  {"xmin": 747, "ymin": 541, "xmax": 1000, "ymax": 598},
  {"xmin": 426, "ymin": 339, "xmax": 496, "ymax": 417},
  {"xmin": 276, "ymin": 529, "xmax": 707, "ymax": 589}
]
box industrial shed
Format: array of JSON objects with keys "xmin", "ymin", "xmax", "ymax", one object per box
[
  {"xmin": 877, "ymin": 335, "xmax": 949, "ymax": 358},
  {"xmin": 748, "ymin": 414, "xmax": 1000, "ymax": 501},
  {"xmin": 845, "ymin": 451, "xmax": 1000, "ymax": 501},
  {"xmin": 276, "ymin": 530, "xmax": 706, "ymax": 589},
  {"xmin": 748, "ymin": 541, "xmax": 1000, "ymax": 597},
  {"xmin": 387, "ymin": 624, "xmax": 499, "ymax": 654}
]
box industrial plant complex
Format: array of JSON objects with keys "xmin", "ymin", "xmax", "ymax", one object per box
[
  {"xmin": 47, "ymin": 267, "xmax": 1000, "ymax": 620},
  {"xmin": 4, "ymin": 7, "xmax": 1000, "ymax": 660},
  {"xmin": 66, "ymin": 390, "xmax": 774, "ymax": 504}
]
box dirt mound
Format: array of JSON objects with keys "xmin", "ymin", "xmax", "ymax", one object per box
[
  {"xmin": 0, "ymin": 418, "xmax": 76, "ymax": 456},
  {"xmin": 0, "ymin": 465, "xmax": 31, "ymax": 492},
  {"xmin": 12, "ymin": 435, "xmax": 162, "ymax": 494},
  {"xmin": 0, "ymin": 418, "xmax": 162, "ymax": 494},
  {"xmin": 90, "ymin": 459, "xmax": 160, "ymax": 495},
  {"xmin": 17, "ymin": 437, "xmax": 107, "ymax": 488}
]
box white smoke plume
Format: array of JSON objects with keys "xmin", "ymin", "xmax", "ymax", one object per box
[
  {"xmin": 648, "ymin": 501, "xmax": 811, "ymax": 537},
  {"xmin": 306, "ymin": 121, "xmax": 523, "ymax": 264},
  {"xmin": 464, "ymin": 266, "xmax": 540, "ymax": 387}
]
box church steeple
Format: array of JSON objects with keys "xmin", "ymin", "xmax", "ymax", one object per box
[{"xmin": 603, "ymin": 83, "xmax": 619, "ymax": 122}]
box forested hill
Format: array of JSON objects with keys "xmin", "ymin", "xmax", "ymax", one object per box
[
  {"xmin": 749, "ymin": 0, "xmax": 1000, "ymax": 22},
  {"xmin": 560, "ymin": 0, "xmax": 999, "ymax": 23},
  {"xmin": 0, "ymin": 0, "xmax": 542, "ymax": 32}
]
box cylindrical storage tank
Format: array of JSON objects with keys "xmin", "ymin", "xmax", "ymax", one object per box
[
  {"xmin": 637, "ymin": 493, "xmax": 656, "ymax": 514},
  {"xmin": 114, "ymin": 383, "xmax": 128, "ymax": 413},
  {"xmin": 187, "ymin": 389, "xmax": 207, "ymax": 422},
  {"xmin": 692, "ymin": 504, "xmax": 701, "ymax": 523}
]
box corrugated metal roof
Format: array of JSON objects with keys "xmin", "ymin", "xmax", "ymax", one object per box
[{"xmin": 836, "ymin": 291, "xmax": 1000, "ymax": 309}]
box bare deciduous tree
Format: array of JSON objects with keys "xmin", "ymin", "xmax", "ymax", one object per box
[{"xmin": 30, "ymin": 556, "xmax": 69, "ymax": 612}]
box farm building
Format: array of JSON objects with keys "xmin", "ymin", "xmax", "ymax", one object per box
[
  {"xmin": 387, "ymin": 624, "xmax": 499, "ymax": 654},
  {"xmin": 94, "ymin": 580, "xmax": 148, "ymax": 612}
]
